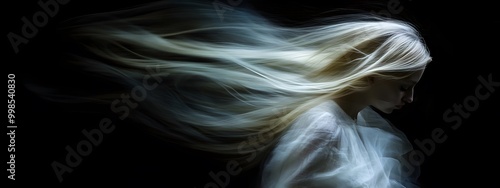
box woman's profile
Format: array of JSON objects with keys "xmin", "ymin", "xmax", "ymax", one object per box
[{"xmin": 36, "ymin": 0, "xmax": 432, "ymax": 187}]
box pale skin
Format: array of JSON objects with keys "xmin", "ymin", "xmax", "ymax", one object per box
[{"xmin": 334, "ymin": 69, "xmax": 425, "ymax": 120}]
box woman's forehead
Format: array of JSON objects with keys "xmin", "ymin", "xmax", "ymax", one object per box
[{"xmin": 405, "ymin": 69, "xmax": 425, "ymax": 83}]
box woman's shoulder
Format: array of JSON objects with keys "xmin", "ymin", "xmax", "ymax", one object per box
[{"xmin": 291, "ymin": 100, "xmax": 353, "ymax": 132}]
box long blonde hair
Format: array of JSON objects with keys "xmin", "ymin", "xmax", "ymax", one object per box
[{"xmin": 53, "ymin": 1, "xmax": 431, "ymax": 169}]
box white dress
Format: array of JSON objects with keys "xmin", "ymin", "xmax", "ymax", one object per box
[{"xmin": 261, "ymin": 100, "xmax": 420, "ymax": 188}]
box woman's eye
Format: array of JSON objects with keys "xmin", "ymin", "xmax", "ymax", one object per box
[{"xmin": 400, "ymin": 86, "xmax": 409, "ymax": 91}]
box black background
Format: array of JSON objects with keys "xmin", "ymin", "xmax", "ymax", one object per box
[{"xmin": 5, "ymin": 0, "xmax": 499, "ymax": 187}]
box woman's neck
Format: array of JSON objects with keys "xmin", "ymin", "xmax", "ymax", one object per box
[{"xmin": 333, "ymin": 92, "xmax": 369, "ymax": 121}]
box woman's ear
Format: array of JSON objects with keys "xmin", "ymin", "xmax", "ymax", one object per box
[{"xmin": 367, "ymin": 76, "xmax": 375, "ymax": 85}]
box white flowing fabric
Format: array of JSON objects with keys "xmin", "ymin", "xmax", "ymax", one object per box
[{"xmin": 261, "ymin": 100, "xmax": 419, "ymax": 188}]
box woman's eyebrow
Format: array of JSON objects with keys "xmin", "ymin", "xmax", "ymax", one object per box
[{"xmin": 402, "ymin": 80, "xmax": 418, "ymax": 86}]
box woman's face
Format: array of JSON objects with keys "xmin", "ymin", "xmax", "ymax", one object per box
[{"xmin": 367, "ymin": 69, "xmax": 425, "ymax": 114}]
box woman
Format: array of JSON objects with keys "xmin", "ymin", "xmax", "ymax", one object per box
[{"xmin": 47, "ymin": 0, "xmax": 432, "ymax": 187}]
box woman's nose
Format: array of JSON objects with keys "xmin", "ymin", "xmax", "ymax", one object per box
[{"xmin": 403, "ymin": 89, "xmax": 414, "ymax": 103}]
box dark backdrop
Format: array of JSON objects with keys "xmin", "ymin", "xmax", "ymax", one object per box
[{"xmin": 5, "ymin": 0, "xmax": 499, "ymax": 187}]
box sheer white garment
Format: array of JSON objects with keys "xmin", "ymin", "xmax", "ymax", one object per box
[{"xmin": 261, "ymin": 100, "xmax": 419, "ymax": 188}]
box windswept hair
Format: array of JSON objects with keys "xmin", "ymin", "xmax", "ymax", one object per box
[{"xmin": 42, "ymin": 0, "xmax": 431, "ymax": 169}]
